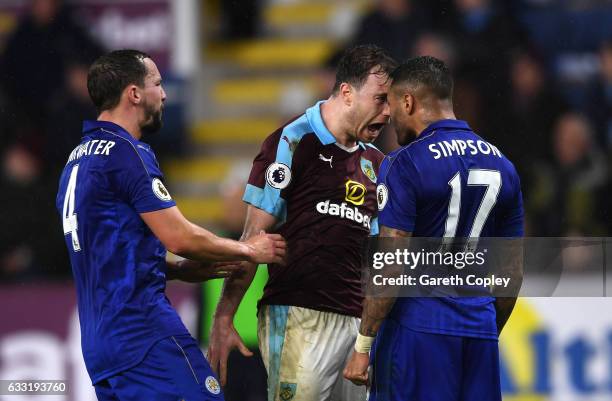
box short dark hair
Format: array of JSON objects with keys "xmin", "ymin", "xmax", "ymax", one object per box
[
  {"xmin": 87, "ymin": 49, "xmax": 151, "ymax": 112},
  {"xmin": 332, "ymin": 44, "xmax": 397, "ymax": 93},
  {"xmin": 390, "ymin": 56, "xmax": 453, "ymax": 100}
]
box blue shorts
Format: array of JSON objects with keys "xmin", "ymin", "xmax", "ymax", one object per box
[
  {"xmin": 369, "ymin": 320, "xmax": 501, "ymax": 401},
  {"xmin": 95, "ymin": 335, "xmax": 224, "ymax": 401}
]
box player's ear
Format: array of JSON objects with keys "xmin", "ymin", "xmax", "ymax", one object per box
[
  {"xmin": 340, "ymin": 82, "xmax": 352, "ymax": 106},
  {"xmin": 126, "ymin": 84, "xmax": 142, "ymax": 105},
  {"xmin": 404, "ymin": 93, "xmax": 414, "ymax": 115}
]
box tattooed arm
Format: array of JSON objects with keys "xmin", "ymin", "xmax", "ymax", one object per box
[
  {"xmin": 359, "ymin": 296, "xmax": 397, "ymax": 336},
  {"xmin": 359, "ymin": 226, "xmax": 412, "ymax": 335},
  {"xmin": 343, "ymin": 226, "xmax": 411, "ymax": 385}
]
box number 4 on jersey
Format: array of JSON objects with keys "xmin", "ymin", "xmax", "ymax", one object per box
[{"xmin": 62, "ymin": 165, "xmax": 81, "ymax": 252}]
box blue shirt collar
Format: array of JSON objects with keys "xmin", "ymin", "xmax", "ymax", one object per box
[
  {"xmin": 420, "ymin": 119, "xmax": 471, "ymax": 137},
  {"xmin": 82, "ymin": 120, "xmax": 139, "ymax": 144},
  {"xmin": 305, "ymin": 101, "xmax": 367, "ymax": 150}
]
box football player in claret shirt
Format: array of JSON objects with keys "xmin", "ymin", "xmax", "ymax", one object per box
[
  {"xmin": 56, "ymin": 50, "xmax": 285, "ymax": 401},
  {"xmin": 344, "ymin": 56, "xmax": 524, "ymax": 401},
  {"xmin": 207, "ymin": 45, "xmax": 397, "ymax": 401}
]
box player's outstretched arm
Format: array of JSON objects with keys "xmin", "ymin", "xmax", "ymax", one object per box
[
  {"xmin": 141, "ymin": 206, "xmax": 285, "ymax": 264},
  {"xmin": 344, "ymin": 226, "xmax": 411, "ymax": 386},
  {"xmin": 166, "ymin": 259, "xmax": 244, "ymax": 283},
  {"xmin": 207, "ymin": 206, "xmax": 279, "ymax": 386}
]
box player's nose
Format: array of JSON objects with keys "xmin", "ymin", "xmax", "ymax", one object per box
[
  {"xmin": 382, "ymin": 101, "xmax": 390, "ymax": 118},
  {"xmin": 161, "ymin": 86, "xmax": 167, "ymax": 102}
]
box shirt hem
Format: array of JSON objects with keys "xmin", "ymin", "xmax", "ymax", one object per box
[
  {"xmin": 259, "ymin": 299, "xmax": 361, "ymax": 318},
  {"xmin": 89, "ymin": 331, "xmax": 189, "ymax": 385},
  {"xmin": 392, "ymin": 320, "xmax": 498, "ymax": 340}
]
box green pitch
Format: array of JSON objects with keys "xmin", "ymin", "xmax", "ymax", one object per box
[{"xmin": 200, "ymin": 265, "xmax": 268, "ymax": 347}]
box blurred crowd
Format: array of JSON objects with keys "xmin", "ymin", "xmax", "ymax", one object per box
[
  {"xmin": 0, "ymin": 0, "xmax": 611, "ymax": 282},
  {"xmin": 344, "ymin": 0, "xmax": 612, "ymax": 238},
  {"xmin": 0, "ymin": 0, "xmax": 104, "ymax": 281}
]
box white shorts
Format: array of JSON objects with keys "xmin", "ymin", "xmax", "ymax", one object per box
[{"xmin": 258, "ymin": 305, "xmax": 366, "ymax": 401}]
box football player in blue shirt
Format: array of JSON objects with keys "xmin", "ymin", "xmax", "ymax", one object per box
[
  {"xmin": 344, "ymin": 56, "xmax": 524, "ymax": 400},
  {"xmin": 56, "ymin": 50, "xmax": 286, "ymax": 401}
]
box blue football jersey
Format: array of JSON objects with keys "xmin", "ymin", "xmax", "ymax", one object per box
[
  {"xmin": 56, "ymin": 121, "xmax": 189, "ymax": 384},
  {"xmin": 377, "ymin": 119, "xmax": 524, "ymax": 339}
]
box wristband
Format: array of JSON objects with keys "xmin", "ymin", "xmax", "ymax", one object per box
[{"xmin": 354, "ymin": 333, "xmax": 375, "ymax": 353}]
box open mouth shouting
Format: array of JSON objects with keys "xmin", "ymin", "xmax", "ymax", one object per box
[{"xmin": 367, "ymin": 122, "xmax": 386, "ymax": 134}]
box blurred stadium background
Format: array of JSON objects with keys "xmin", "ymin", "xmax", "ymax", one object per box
[{"xmin": 0, "ymin": 0, "xmax": 611, "ymax": 400}]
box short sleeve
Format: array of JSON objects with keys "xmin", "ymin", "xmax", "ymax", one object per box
[
  {"xmin": 108, "ymin": 143, "xmax": 176, "ymax": 213},
  {"xmin": 378, "ymin": 152, "xmax": 419, "ymax": 233},
  {"xmin": 243, "ymin": 129, "xmax": 296, "ymax": 222},
  {"xmin": 370, "ymin": 217, "xmax": 379, "ymax": 236}
]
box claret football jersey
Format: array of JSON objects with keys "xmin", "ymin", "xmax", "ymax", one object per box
[{"xmin": 244, "ymin": 101, "xmax": 384, "ymax": 317}]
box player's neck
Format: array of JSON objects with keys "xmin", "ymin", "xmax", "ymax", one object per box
[
  {"xmin": 320, "ymin": 97, "xmax": 358, "ymax": 148},
  {"xmin": 97, "ymin": 110, "xmax": 143, "ymax": 141},
  {"xmin": 417, "ymin": 109, "xmax": 456, "ymax": 136}
]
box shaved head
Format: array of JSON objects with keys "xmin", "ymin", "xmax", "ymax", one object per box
[
  {"xmin": 390, "ymin": 56, "xmax": 453, "ymax": 101},
  {"xmin": 387, "ymin": 57, "xmax": 456, "ymax": 145}
]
